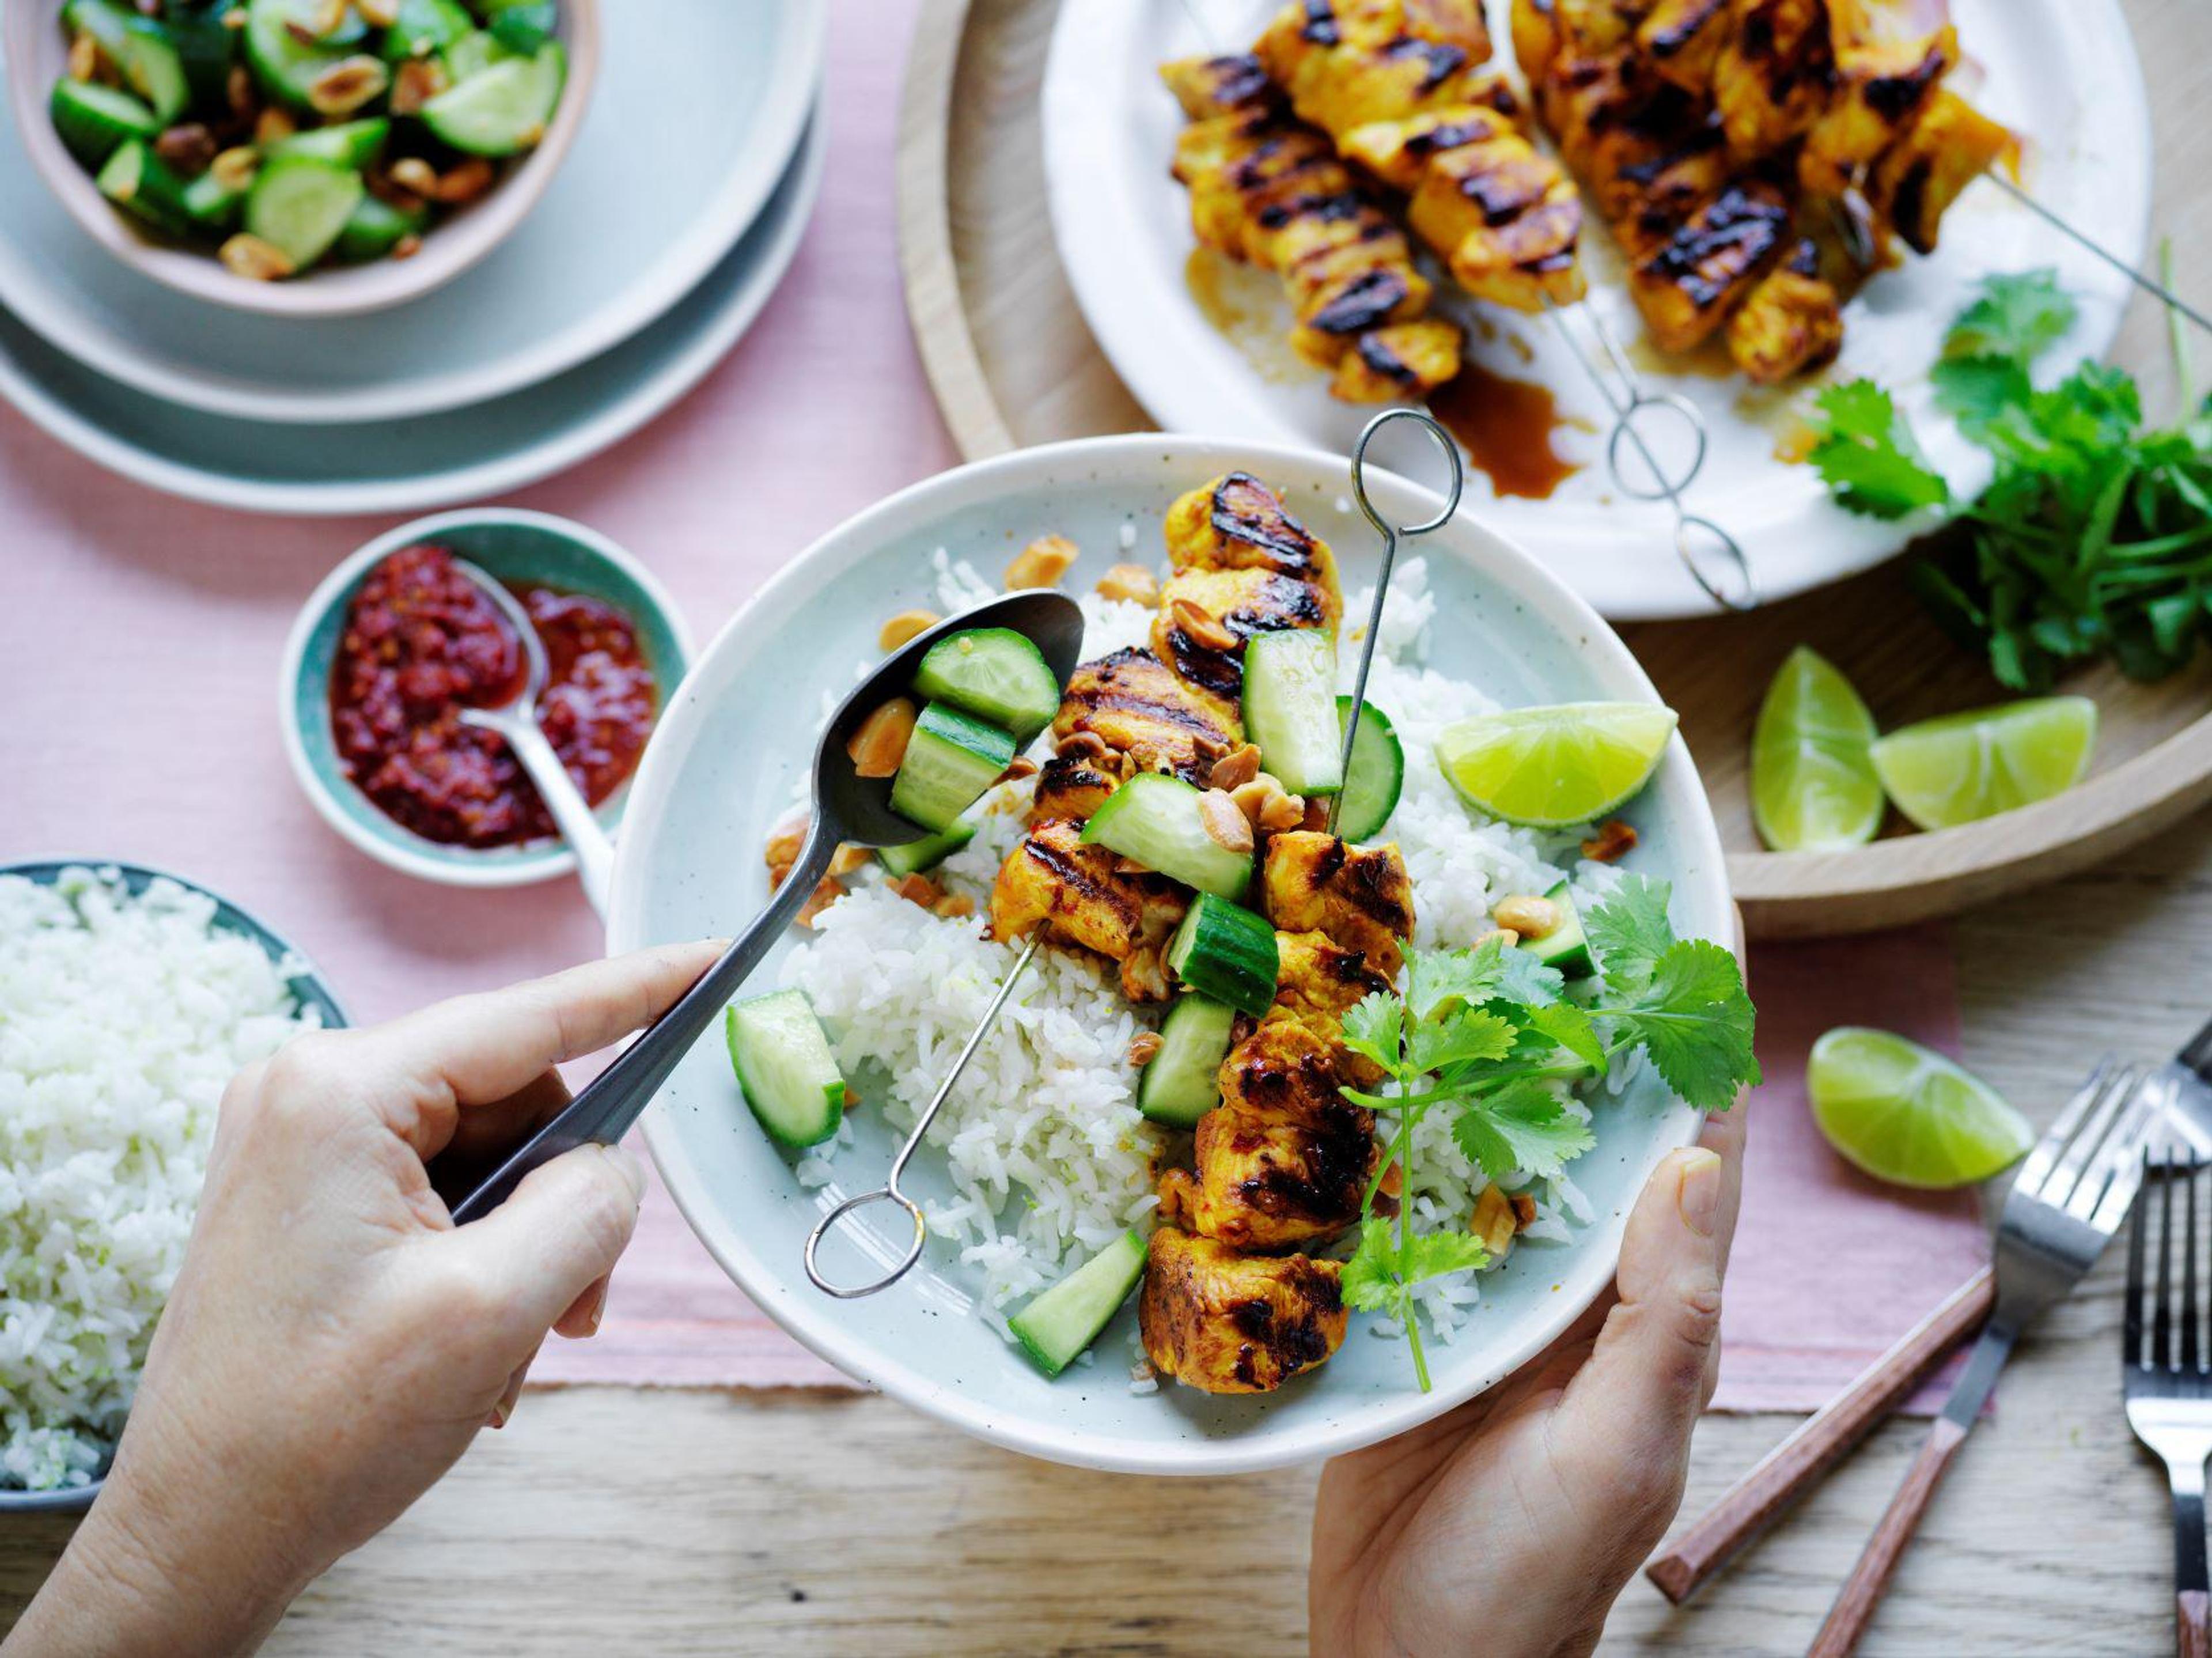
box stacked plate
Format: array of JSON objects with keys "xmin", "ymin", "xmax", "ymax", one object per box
[{"xmin": 0, "ymin": 0, "xmax": 826, "ymax": 513}]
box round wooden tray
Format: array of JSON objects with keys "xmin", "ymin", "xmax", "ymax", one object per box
[{"xmin": 895, "ymin": 0, "xmax": 2212, "ymax": 939}]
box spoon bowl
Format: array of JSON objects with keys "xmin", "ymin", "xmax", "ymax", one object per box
[{"xmin": 434, "ymin": 588, "xmax": 1086, "ymax": 1222}]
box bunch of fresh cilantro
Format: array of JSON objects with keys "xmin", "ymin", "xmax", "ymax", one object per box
[
  {"xmin": 1335, "ymin": 877, "xmax": 1757, "ymax": 1392},
  {"xmin": 1806, "ymin": 266, "xmax": 2212, "ymax": 692}
]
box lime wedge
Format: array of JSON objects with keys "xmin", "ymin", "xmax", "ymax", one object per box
[
  {"xmin": 1434, "ymin": 702, "xmax": 1678, "ymax": 828},
  {"xmin": 1869, "ymin": 696, "xmax": 2097, "ymax": 832},
  {"xmin": 1751, "ymin": 646, "xmax": 1883, "ymax": 851},
  {"xmin": 1807, "ymin": 1027, "xmax": 2033, "ymax": 1190}
]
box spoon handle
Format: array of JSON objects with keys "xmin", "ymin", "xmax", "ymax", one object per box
[
  {"xmin": 472, "ymin": 709, "xmax": 618, "ymax": 918},
  {"xmin": 440, "ymin": 820, "xmax": 838, "ymax": 1224}
]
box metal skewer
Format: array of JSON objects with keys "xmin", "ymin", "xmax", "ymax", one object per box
[
  {"xmin": 1981, "ymin": 173, "xmax": 2212, "ymax": 340},
  {"xmin": 805, "ymin": 413, "xmax": 1449, "ymax": 1297}
]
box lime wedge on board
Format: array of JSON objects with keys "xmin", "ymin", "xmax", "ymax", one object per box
[
  {"xmin": 1869, "ymin": 696, "xmax": 2097, "ymax": 832},
  {"xmin": 1807, "ymin": 1027, "xmax": 2033, "ymax": 1190},
  {"xmin": 1434, "ymin": 702, "xmax": 1678, "ymax": 828},
  {"xmin": 1751, "ymin": 646, "xmax": 1883, "ymax": 851}
]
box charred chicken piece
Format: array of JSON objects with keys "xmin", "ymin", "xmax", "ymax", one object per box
[
  {"xmin": 1637, "ymin": 0, "xmax": 1731, "ymax": 97},
  {"xmin": 1710, "ymin": 0, "xmax": 1832, "ymax": 162},
  {"xmin": 988, "ymin": 818, "xmax": 1187, "ymax": 1002},
  {"xmin": 1330, "ymin": 316, "xmax": 1470, "ymax": 400},
  {"xmin": 1267, "ymin": 928, "xmax": 1394, "ymax": 1081},
  {"xmin": 1164, "ymin": 471, "xmax": 1343, "ymax": 593},
  {"xmin": 1627, "ymin": 178, "xmax": 1794, "ymax": 353},
  {"xmin": 1865, "ymin": 87, "xmax": 2012, "ymax": 255},
  {"xmin": 1029, "ymin": 749, "xmax": 1120, "ymax": 825},
  {"xmin": 1140, "ymin": 1225, "xmax": 1347, "ymax": 1394},
  {"xmin": 1051, "ymin": 647, "xmax": 1241, "ymax": 779},
  {"xmin": 1725, "ymin": 237, "xmax": 1844, "ymax": 381},
  {"xmin": 1260, "ymin": 831, "xmax": 1416, "ymax": 979},
  {"xmin": 1153, "ymin": 566, "xmax": 1340, "ymax": 708},
  {"xmin": 1160, "ymin": 50, "xmax": 1281, "ymax": 118}
]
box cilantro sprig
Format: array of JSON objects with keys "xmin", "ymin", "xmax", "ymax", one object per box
[
  {"xmin": 1340, "ymin": 879, "xmax": 1757, "ymax": 1391},
  {"xmin": 1806, "ymin": 265, "xmax": 2212, "ymax": 692}
]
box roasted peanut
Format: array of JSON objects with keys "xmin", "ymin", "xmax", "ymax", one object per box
[
  {"xmin": 763, "ymin": 813, "xmax": 809, "ymax": 888},
  {"xmin": 252, "ymin": 107, "xmax": 297, "ymax": 145},
  {"xmin": 1058, "ymin": 729, "xmax": 1109, "ymax": 762},
  {"xmin": 798, "ymin": 877, "xmax": 844, "ymax": 928},
  {"xmin": 891, "ymin": 873, "xmax": 942, "ymax": 911},
  {"xmin": 388, "ymin": 156, "xmax": 440, "ymax": 196},
  {"xmin": 1169, "ymin": 596, "xmax": 1238, "ymax": 653},
  {"xmin": 1208, "ymin": 743, "xmax": 1262, "ymax": 793},
  {"xmin": 1199, "ymin": 789, "xmax": 1255, "ymax": 854},
  {"xmin": 828, "ymin": 843, "xmax": 873, "ymax": 879},
  {"xmin": 429, "ymin": 157, "xmax": 495, "ymax": 205},
  {"xmin": 306, "ymin": 55, "xmax": 388, "ymax": 118},
  {"xmin": 389, "ymin": 233, "xmax": 423, "ymax": 260},
  {"xmin": 1470, "ymin": 1184, "xmax": 1517, "ymax": 1258},
  {"xmin": 210, "ymin": 146, "xmax": 260, "ymax": 193},
  {"xmin": 1127, "ymin": 1032, "xmax": 1164, "ymax": 1068},
  {"xmin": 356, "ymin": 0, "xmax": 400, "ymax": 25},
  {"xmin": 1509, "ymin": 1193, "xmax": 1538, "ymax": 1228},
  {"xmin": 218, "ymin": 234, "xmax": 296, "ymax": 282},
  {"xmin": 847, "ymin": 697, "xmax": 918, "ymax": 778},
  {"xmin": 66, "ymin": 32, "xmax": 99, "ymax": 81},
  {"xmin": 932, "ymin": 893, "xmax": 976, "ymax": 921},
  {"xmin": 996, "ymin": 755, "xmax": 1039, "ymax": 785},
  {"xmin": 1094, "ymin": 563, "xmax": 1160, "ymax": 605},
  {"xmin": 1582, "ymin": 819, "xmax": 1638, "ymax": 863},
  {"xmin": 154, "ymin": 123, "xmax": 217, "ymax": 175},
  {"xmin": 1259, "ymin": 789, "xmax": 1305, "ymax": 832},
  {"xmin": 1300, "ymin": 796, "xmax": 1332, "ymax": 832},
  {"xmin": 389, "ymin": 55, "xmax": 448, "ymax": 115},
  {"xmin": 1492, "ymin": 894, "xmax": 1560, "ymax": 941},
  {"xmin": 1005, "ymin": 533, "xmax": 1079, "ymax": 590},
  {"xmin": 877, "ymin": 608, "xmax": 941, "ymax": 652}
]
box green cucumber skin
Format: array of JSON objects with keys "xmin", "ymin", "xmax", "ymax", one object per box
[
  {"xmin": 268, "ymin": 117, "xmax": 390, "ymax": 168},
  {"xmin": 243, "ymin": 0, "xmax": 342, "ymax": 107},
  {"xmin": 1008, "ymin": 1230, "xmax": 1147, "ymax": 1377},
  {"xmin": 1244, "ymin": 630, "xmax": 1343, "ymax": 796},
  {"xmin": 244, "ymin": 154, "xmax": 365, "ymax": 269},
  {"xmin": 1137, "ymin": 995, "xmax": 1236, "ymax": 1129},
  {"xmin": 332, "ymin": 191, "xmax": 427, "ymax": 261},
  {"xmin": 1166, "ymin": 894, "xmax": 1278, "ymax": 1018},
  {"xmin": 96, "ymin": 141, "xmax": 199, "ymax": 238},
  {"xmin": 180, "ymin": 167, "xmax": 244, "ymax": 232},
  {"xmin": 418, "ymin": 40, "xmax": 564, "ymax": 157},
  {"xmin": 1519, "ymin": 881, "xmax": 1596, "ymax": 981},
  {"xmin": 63, "ymin": 0, "xmax": 134, "ymax": 55},
  {"xmin": 1078, "ymin": 773, "xmax": 1253, "ymax": 900},
  {"xmin": 890, "ymin": 701, "xmax": 1018, "ymax": 834},
  {"xmin": 486, "ymin": 0, "xmax": 555, "ymax": 54},
  {"xmin": 382, "ymin": 0, "xmax": 476, "ymax": 59},
  {"xmin": 1332, "ymin": 696, "xmax": 1404, "ymax": 843},
  {"xmin": 50, "ymin": 79, "xmax": 161, "ymax": 171},
  {"xmin": 118, "ymin": 17, "xmax": 192, "ymax": 122},
  {"xmin": 876, "ymin": 818, "xmax": 978, "ymax": 878},
  {"xmin": 724, "ymin": 991, "xmax": 846, "ymax": 1150},
  {"xmin": 912, "ymin": 628, "xmax": 1059, "ymax": 744}
]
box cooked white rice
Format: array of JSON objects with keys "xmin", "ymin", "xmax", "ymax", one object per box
[
  {"xmin": 0, "ymin": 869, "xmax": 319, "ymax": 1490},
  {"xmin": 786, "ymin": 552, "xmax": 1620, "ymax": 1341}
]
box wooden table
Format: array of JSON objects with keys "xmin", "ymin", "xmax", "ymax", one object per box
[{"xmin": 9, "ymin": 3, "xmax": 2212, "ymax": 1650}]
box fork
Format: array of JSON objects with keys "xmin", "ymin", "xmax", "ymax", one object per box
[
  {"xmin": 1809, "ymin": 1059, "xmax": 2161, "ymax": 1656},
  {"xmin": 2126, "ymin": 1152, "xmax": 2212, "ymax": 1658}
]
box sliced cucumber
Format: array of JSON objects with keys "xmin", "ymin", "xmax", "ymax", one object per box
[
  {"xmin": 418, "ymin": 39, "xmax": 563, "ymax": 156},
  {"xmin": 165, "ymin": 6, "xmax": 238, "ymax": 114},
  {"xmin": 1244, "ymin": 629, "xmax": 1343, "ymax": 796},
  {"xmin": 437, "ymin": 25, "xmax": 505, "ymax": 81},
  {"xmin": 724, "ymin": 990, "xmax": 845, "ymax": 1149},
  {"xmin": 244, "ymin": 154, "xmax": 363, "ymax": 268},
  {"xmin": 111, "ymin": 17, "xmax": 192, "ymax": 122},
  {"xmin": 912, "ymin": 627, "xmax": 1059, "ymax": 744},
  {"xmin": 1079, "ymin": 773, "xmax": 1252, "ymax": 900},
  {"xmin": 484, "ymin": 0, "xmax": 556, "ymax": 55},
  {"xmin": 381, "ymin": 0, "xmax": 475, "ymax": 60},
  {"xmin": 1007, "ymin": 1230, "xmax": 1146, "ymax": 1377},
  {"xmin": 332, "ymin": 190, "xmax": 426, "ymax": 260},
  {"xmin": 62, "ymin": 0, "xmax": 133, "ymax": 56},
  {"xmin": 180, "ymin": 166, "xmax": 244, "ymax": 232},
  {"xmin": 1334, "ymin": 696, "xmax": 1404, "ymax": 842},
  {"xmin": 876, "ymin": 816, "xmax": 978, "ymax": 878},
  {"xmin": 95, "ymin": 140, "xmax": 196, "ymax": 237},
  {"xmin": 50, "ymin": 78, "xmax": 160, "ymax": 171},
  {"xmin": 889, "ymin": 702, "xmax": 1017, "ymax": 833},
  {"xmin": 1165, "ymin": 893, "xmax": 1279, "ymax": 1017},
  {"xmin": 1137, "ymin": 995, "xmax": 1236, "ymax": 1129},
  {"xmin": 244, "ymin": 0, "xmax": 347, "ymax": 107},
  {"xmin": 1516, "ymin": 880, "xmax": 1595, "ymax": 981},
  {"xmin": 268, "ymin": 116, "xmax": 389, "ymax": 168}
]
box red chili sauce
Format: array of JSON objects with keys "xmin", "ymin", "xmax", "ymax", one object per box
[{"xmin": 329, "ymin": 543, "xmax": 658, "ymax": 848}]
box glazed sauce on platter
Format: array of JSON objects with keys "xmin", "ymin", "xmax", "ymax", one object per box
[
  {"xmin": 329, "ymin": 544, "xmax": 657, "ymax": 849},
  {"xmin": 1429, "ymin": 361, "xmax": 1580, "ymax": 501}
]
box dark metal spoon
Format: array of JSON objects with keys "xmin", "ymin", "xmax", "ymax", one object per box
[{"xmin": 438, "ymin": 590, "xmax": 1088, "ymax": 1224}]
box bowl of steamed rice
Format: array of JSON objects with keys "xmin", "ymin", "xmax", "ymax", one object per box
[
  {"xmin": 0, "ymin": 861, "xmax": 339, "ymax": 1511},
  {"xmin": 611, "ymin": 434, "xmax": 1739, "ymax": 1477}
]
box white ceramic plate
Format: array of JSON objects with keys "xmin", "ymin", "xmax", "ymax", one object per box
[
  {"xmin": 0, "ymin": 108, "xmax": 823, "ymax": 516},
  {"xmin": 1041, "ymin": 0, "xmax": 2151, "ymax": 620},
  {"xmin": 610, "ymin": 435, "xmax": 1733, "ymax": 1475},
  {"xmin": 0, "ymin": 0, "xmax": 823, "ymax": 423}
]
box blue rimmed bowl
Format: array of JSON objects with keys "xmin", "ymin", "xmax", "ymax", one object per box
[
  {"xmin": 0, "ymin": 858, "xmax": 347, "ymax": 1515},
  {"xmin": 279, "ymin": 508, "xmax": 693, "ymax": 891}
]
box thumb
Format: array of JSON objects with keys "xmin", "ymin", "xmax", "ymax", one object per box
[
  {"xmin": 1548, "ymin": 1146, "xmax": 1726, "ymax": 1542},
  {"xmin": 436, "ymin": 1142, "xmax": 647, "ymax": 1346}
]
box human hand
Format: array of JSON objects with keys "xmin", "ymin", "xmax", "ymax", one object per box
[
  {"xmin": 1309, "ymin": 1093, "xmax": 1747, "ymax": 1658},
  {"xmin": 8, "ymin": 941, "xmax": 721, "ymax": 1658}
]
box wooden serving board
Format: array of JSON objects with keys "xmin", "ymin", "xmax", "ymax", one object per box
[{"xmin": 895, "ymin": 0, "xmax": 2212, "ymax": 938}]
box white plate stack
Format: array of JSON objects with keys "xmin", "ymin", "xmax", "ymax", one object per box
[{"xmin": 0, "ymin": 0, "xmax": 827, "ymax": 513}]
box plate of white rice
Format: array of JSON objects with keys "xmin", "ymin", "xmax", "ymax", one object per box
[
  {"xmin": 612, "ymin": 435, "xmax": 1734, "ymax": 1475},
  {"xmin": 0, "ymin": 862, "xmax": 338, "ymax": 1511}
]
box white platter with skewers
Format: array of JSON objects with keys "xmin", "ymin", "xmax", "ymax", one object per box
[
  {"xmin": 1040, "ymin": 0, "xmax": 2151, "ymax": 620},
  {"xmin": 611, "ymin": 434, "xmax": 1733, "ymax": 1474}
]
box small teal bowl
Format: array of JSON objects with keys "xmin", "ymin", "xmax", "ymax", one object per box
[
  {"xmin": 279, "ymin": 509, "xmax": 694, "ymax": 889},
  {"xmin": 0, "ymin": 858, "xmax": 347, "ymax": 1515}
]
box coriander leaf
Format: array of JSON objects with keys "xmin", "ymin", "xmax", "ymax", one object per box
[
  {"xmin": 1341, "ymin": 1217, "xmax": 1405, "ymax": 1313},
  {"xmin": 1944, "ymin": 268, "xmax": 2075, "ymax": 368},
  {"xmin": 1583, "ymin": 875, "xmax": 1677, "ymax": 995},
  {"xmin": 1808, "ymin": 380, "xmax": 1952, "ymax": 520},
  {"xmin": 1410, "ymin": 1006, "xmax": 1519, "ymax": 1075},
  {"xmin": 1405, "ymin": 937, "xmax": 1548, "ymax": 1019},
  {"xmin": 1521, "ymin": 1000, "xmax": 1608, "ymax": 1074},
  {"xmin": 1605, "ymin": 938, "xmax": 1760, "ymax": 1112},
  {"xmin": 1399, "ymin": 1230, "xmax": 1492, "ymax": 1287},
  {"xmin": 1487, "ymin": 938, "xmax": 1566, "ymax": 1009},
  {"xmin": 1931, "ymin": 354, "xmax": 2031, "ymax": 437},
  {"xmin": 1452, "ymin": 1078, "xmax": 1597, "ymax": 1181},
  {"xmin": 1340, "ymin": 991, "xmax": 1407, "ymax": 1077}
]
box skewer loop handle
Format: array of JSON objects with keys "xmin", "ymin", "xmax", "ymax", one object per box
[{"xmin": 804, "ymin": 1187, "xmax": 929, "ymax": 1299}]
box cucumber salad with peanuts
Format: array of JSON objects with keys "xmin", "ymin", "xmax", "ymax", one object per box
[{"xmin": 49, "ymin": 0, "xmax": 566, "ymax": 281}]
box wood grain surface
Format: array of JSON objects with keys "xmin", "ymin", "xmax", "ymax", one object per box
[{"xmin": 895, "ymin": 0, "xmax": 2212, "ymax": 940}]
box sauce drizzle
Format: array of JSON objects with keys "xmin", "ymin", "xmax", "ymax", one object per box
[{"xmin": 1428, "ymin": 361, "xmax": 1582, "ymax": 501}]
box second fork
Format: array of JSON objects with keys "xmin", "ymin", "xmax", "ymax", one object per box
[{"xmin": 2126, "ymin": 1152, "xmax": 2212, "ymax": 1658}]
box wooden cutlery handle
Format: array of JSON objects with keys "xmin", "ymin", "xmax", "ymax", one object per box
[
  {"xmin": 1645, "ymin": 1265, "xmax": 1996, "ymax": 1606},
  {"xmin": 1807, "ymin": 1415, "xmax": 1971, "ymax": 1658},
  {"xmin": 2181, "ymin": 1590, "xmax": 2209, "ymax": 1658}
]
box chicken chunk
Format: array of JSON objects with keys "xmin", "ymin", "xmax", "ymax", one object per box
[
  {"xmin": 1164, "ymin": 472, "xmax": 1342, "ymax": 590},
  {"xmin": 989, "ymin": 818, "xmax": 1187, "ymax": 1001},
  {"xmin": 1028, "ymin": 749, "xmax": 1119, "ymax": 825},
  {"xmin": 1636, "ymin": 0, "xmax": 1730, "ymax": 97},
  {"xmin": 1160, "ymin": 51, "xmax": 1279, "ymax": 119},
  {"xmin": 1798, "ymin": 18, "xmax": 1952, "ymax": 197},
  {"xmin": 1052, "ymin": 647, "xmax": 1240, "ymax": 780},
  {"xmin": 1268, "ymin": 929, "xmax": 1393, "ymax": 1067},
  {"xmin": 1257, "ymin": 9, "xmax": 1498, "ymax": 138},
  {"xmin": 1139, "ymin": 1225, "xmax": 1347, "ymax": 1394},
  {"xmin": 1725, "ymin": 240, "xmax": 1844, "ymax": 381},
  {"xmin": 1405, "ymin": 134, "xmax": 1586, "ymax": 309},
  {"xmin": 1153, "ymin": 566, "xmax": 1339, "ymax": 706},
  {"xmin": 1711, "ymin": 0, "xmax": 1831, "ymax": 162},
  {"xmin": 1865, "ymin": 88, "xmax": 2012, "ymax": 256},
  {"xmin": 1328, "ymin": 316, "xmax": 1466, "ymax": 401},
  {"xmin": 1260, "ymin": 832, "xmax": 1415, "ymax": 978},
  {"xmin": 1627, "ymin": 178, "xmax": 1793, "ymax": 352}
]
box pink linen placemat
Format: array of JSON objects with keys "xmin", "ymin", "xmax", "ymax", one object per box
[{"xmin": 0, "ymin": 0, "xmax": 1984, "ymax": 1415}]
